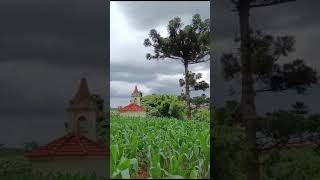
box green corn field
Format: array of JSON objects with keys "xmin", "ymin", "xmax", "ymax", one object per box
[
  {"xmin": 0, "ymin": 157, "xmax": 107, "ymax": 180},
  {"xmin": 110, "ymin": 115, "xmax": 210, "ymax": 179}
]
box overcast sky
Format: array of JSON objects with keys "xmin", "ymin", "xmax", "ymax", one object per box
[
  {"xmin": 0, "ymin": 0, "xmax": 107, "ymax": 147},
  {"xmin": 110, "ymin": 1, "xmax": 210, "ymax": 108},
  {"xmin": 213, "ymin": 0, "xmax": 320, "ymax": 114},
  {"xmin": 2, "ymin": 0, "xmax": 319, "ymax": 147}
]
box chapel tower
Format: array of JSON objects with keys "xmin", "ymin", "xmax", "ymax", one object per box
[
  {"xmin": 65, "ymin": 77, "xmax": 98, "ymax": 141},
  {"xmin": 130, "ymin": 85, "xmax": 141, "ymax": 105}
]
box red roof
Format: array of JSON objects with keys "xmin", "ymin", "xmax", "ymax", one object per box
[
  {"xmin": 27, "ymin": 134, "xmax": 108, "ymax": 159},
  {"xmin": 119, "ymin": 104, "xmax": 145, "ymax": 112}
]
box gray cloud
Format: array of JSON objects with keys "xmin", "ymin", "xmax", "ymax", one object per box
[{"xmin": 114, "ymin": 1, "xmax": 210, "ymax": 31}]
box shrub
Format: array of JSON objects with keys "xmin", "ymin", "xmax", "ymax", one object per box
[
  {"xmin": 192, "ymin": 108, "xmax": 210, "ymax": 123},
  {"xmin": 141, "ymin": 94, "xmax": 186, "ymax": 120}
]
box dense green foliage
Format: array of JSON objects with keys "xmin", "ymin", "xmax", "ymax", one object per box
[
  {"xmin": 0, "ymin": 155, "xmax": 31, "ymax": 176},
  {"xmin": 141, "ymin": 94, "xmax": 210, "ymax": 122},
  {"xmin": 141, "ymin": 94, "xmax": 186, "ymax": 119},
  {"xmin": 192, "ymin": 108, "xmax": 210, "ymax": 123},
  {"xmin": 97, "ymin": 114, "xmax": 108, "ymax": 144},
  {"xmin": 213, "ymin": 125, "xmax": 246, "ymax": 180},
  {"xmin": 0, "ymin": 154, "xmax": 106, "ymax": 180},
  {"xmin": 214, "ymin": 128, "xmax": 320, "ymax": 180},
  {"xmin": 213, "ymin": 103, "xmax": 320, "ymax": 180},
  {"xmin": 191, "ymin": 94, "xmax": 209, "ymax": 108},
  {"xmin": 0, "ymin": 173, "xmax": 105, "ymax": 180},
  {"xmin": 261, "ymin": 147, "xmax": 320, "ymax": 180},
  {"xmin": 110, "ymin": 115, "xmax": 210, "ymax": 179}
]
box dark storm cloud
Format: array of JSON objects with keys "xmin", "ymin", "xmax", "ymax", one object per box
[
  {"xmin": 213, "ymin": 0, "xmax": 320, "ymax": 41},
  {"xmin": 0, "ymin": 62, "xmax": 107, "ymax": 147},
  {"xmin": 0, "ymin": 114, "xmax": 64, "ymax": 147},
  {"xmin": 0, "ymin": 0, "xmax": 106, "ymax": 67},
  {"xmin": 250, "ymin": 1, "xmax": 320, "ymax": 31},
  {"xmin": 213, "ymin": 0, "xmax": 320, "ymax": 113},
  {"xmin": 0, "ymin": 0, "xmax": 106, "ymax": 147},
  {"xmin": 0, "ymin": 62, "xmax": 106, "ymax": 115}
]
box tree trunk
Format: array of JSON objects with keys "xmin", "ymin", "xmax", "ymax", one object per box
[
  {"xmin": 238, "ymin": 1, "xmax": 260, "ymax": 180},
  {"xmin": 184, "ymin": 62, "xmax": 192, "ymax": 119}
]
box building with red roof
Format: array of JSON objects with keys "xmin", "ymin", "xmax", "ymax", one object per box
[
  {"xmin": 26, "ymin": 77, "xmax": 108, "ymax": 177},
  {"xmin": 118, "ymin": 85, "xmax": 146, "ymax": 117}
]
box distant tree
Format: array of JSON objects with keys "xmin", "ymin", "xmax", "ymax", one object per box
[
  {"xmin": 291, "ymin": 101, "xmax": 309, "ymax": 115},
  {"xmin": 90, "ymin": 94, "xmax": 105, "ymax": 132},
  {"xmin": 91, "ymin": 94, "xmax": 107, "ymax": 144},
  {"xmin": 144, "ymin": 14, "xmax": 210, "ymax": 119},
  {"xmin": 256, "ymin": 102, "xmax": 320, "ymax": 153},
  {"xmin": 23, "ymin": 141, "xmax": 39, "ymax": 152},
  {"xmin": 0, "ymin": 144, "xmax": 4, "ymax": 155},
  {"xmin": 97, "ymin": 114, "xmax": 108, "ymax": 145},
  {"xmin": 91, "ymin": 94, "xmax": 104, "ymax": 114},
  {"xmin": 191, "ymin": 94, "xmax": 210, "ymax": 108}
]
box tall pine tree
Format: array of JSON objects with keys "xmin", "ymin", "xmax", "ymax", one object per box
[{"xmin": 144, "ymin": 14, "xmax": 210, "ymax": 119}]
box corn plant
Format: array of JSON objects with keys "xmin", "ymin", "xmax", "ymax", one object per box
[{"xmin": 110, "ymin": 116, "xmax": 210, "ymax": 179}]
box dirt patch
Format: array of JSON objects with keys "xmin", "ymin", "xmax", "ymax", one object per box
[{"xmin": 133, "ymin": 166, "xmax": 148, "ymax": 179}]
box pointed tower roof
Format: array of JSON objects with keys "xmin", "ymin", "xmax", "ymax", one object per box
[
  {"xmin": 131, "ymin": 85, "xmax": 141, "ymax": 97},
  {"xmin": 74, "ymin": 77, "xmax": 91, "ymax": 100}
]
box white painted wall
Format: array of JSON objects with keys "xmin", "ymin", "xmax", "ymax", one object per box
[
  {"xmin": 119, "ymin": 111, "xmax": 146, "ymax": 117},
  {"xmin": 130, "ymin": 96, "xmax": 141, "ymax": 105},
  {"xmin": 66, "ymin": 109, "xmax": 97, "ymax": 141}
]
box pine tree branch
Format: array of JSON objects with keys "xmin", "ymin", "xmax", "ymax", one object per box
[
  {"xmin": 249, "ymin": 0, "xmax": 296, "ymax": 8},
  {"xmin": 168, "ymin": 56, "xmax": 181, "ymax": 60},
  {"xmin": 189, "ymin": 60, "xmax": 209, "ymax": 64},
  {"xmin": 230, "ymin": 0, "xmax": 239, "ymax": 5},
  {"xmin": 255, "ymin": 87, "xmax": 287, "ymax": 93},
  {"xmin": 189, "ymin": 55, "xmax": 210, "ymax": 64},
  {"xmin": 232, "ymin": 0, "xmax": 296, "ymax": 12}
]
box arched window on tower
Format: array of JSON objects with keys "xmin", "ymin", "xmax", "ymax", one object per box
[{"xmin": 78, "ymin": 116, "xmax": 89, "ymax": 136}]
